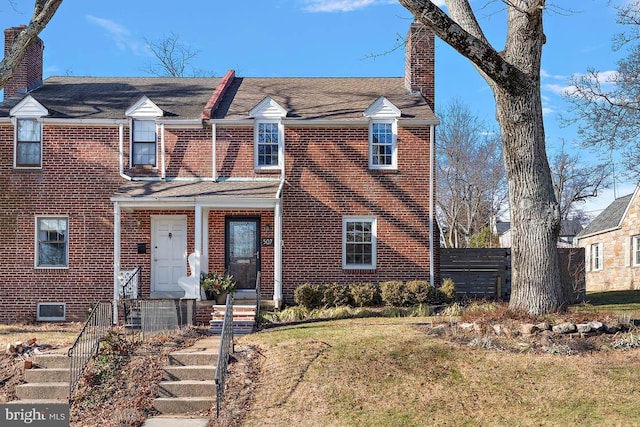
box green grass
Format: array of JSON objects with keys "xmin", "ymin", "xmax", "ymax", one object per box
[
  {"xmin": 238, "ymin": 317, "xmax": 640, "ymax": 426},
  {"xmin": 571, "ymin": 290, "xmax": 640, "ymax": 317}
]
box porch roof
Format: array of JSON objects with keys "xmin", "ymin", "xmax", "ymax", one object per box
[{"xmin": 111, "ymin": 179, "xmax": 281, "ymax": 208}]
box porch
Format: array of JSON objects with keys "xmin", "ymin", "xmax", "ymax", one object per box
[{"xmin": 110, "ymin": 179, "xmax": 284, "ymax": 312}]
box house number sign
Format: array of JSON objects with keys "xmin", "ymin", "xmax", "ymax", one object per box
[{"xmin": 262, "ymin": 238, "xmax": 274, "ymax": 246}]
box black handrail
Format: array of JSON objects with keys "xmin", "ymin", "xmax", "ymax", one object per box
[
  {"xmin": 67, "ymin": 301, "xmax": 113, "ymax": 398},
  {"xmin": 215, "ymin": 293, "xmax": 234, "ymax": 417},
  {"xmin": 120, "ymin": 266, "xmax": 141, "ymax": 299}
]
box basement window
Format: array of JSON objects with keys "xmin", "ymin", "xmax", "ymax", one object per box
[{"xmin": 37, "ymin": 302, "xmax": 66, "ymax": 321}]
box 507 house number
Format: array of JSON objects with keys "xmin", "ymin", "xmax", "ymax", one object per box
[{"xmin": 262, "ymin": 238, "xmax": 274, "ymax": 246}]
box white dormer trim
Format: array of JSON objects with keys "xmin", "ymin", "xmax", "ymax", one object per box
[
  {"xmin": 10, "ymin": 95, "xmax": 48, "ymax": 117},
  {"xmin": 125, "ymin": 96, "xmax": 163, "ymax": 118},
  {"xmin": 249, "ymin": 96, "xmax": 287, "ymax": 119},
  {"xmin": 363, "ymin": 96, "xmax": 401, "ymax": 119}
]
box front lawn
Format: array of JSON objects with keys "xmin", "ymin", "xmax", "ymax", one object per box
[
  {"xmin": 572, "ymin": 290, "xmax": 640, "ymax": 317},
  {"xmin": 227, "ymin": 317, "xmax": 640, "ymax": 427}
]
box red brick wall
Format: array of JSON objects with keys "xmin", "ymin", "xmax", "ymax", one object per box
[
  {"xmin": 0, "ymin": 119, "xmax": 435, "ymax": 321},
  {"xmin": 0, "ymin": 124, "xmax": 121, "ymax": 322},
  {"xmin": 280, "ymin": 126, "xmax": 436, "ymax": 303}
]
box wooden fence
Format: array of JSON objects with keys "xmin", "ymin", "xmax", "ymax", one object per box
[{"xmin": 440, "ymin": 248, "xmax": 585, "ymax": 302}]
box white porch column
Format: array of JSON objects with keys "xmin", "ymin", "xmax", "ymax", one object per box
[
  {"xmin": 202, "ymin": 208, "xmax": 209, "ymax": 275},
  {"xmin": 274, "ymin": 200, "xmax": 283, "ymax": 308},
  {"xmin": 194, "ymin": 204, "xmax": 203, "ymax": 301},
  {"xmin": 113, "ymin": 201, "xmax": 121, "ymax": 324}
]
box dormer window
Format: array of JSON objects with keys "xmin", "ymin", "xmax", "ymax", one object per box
[
  {"xmin": 125, "ymin": 96, "xmax": 163, "ymax": 167},
  {"xmin": 16, "ymin": 118, "xmax": 42, "ymax": 167},
  {"xmin": 364, "ymin": 96, "xmax": 401, "ymax": 171},
  {"xmin": 10, "ymin": 95, "xmax": 48, "ymax": 169},
  {"xmin": 249, "ymin": 96, "xmax": 287, "ymax": 171},
  {"xmin": 132, "ymin": 119, "xmax": 157, "ymax": 166}
]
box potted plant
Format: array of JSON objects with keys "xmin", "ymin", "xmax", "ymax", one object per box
[{"xmin": 200, "ymin": 272, "xmax": 236, "ymax": 304}]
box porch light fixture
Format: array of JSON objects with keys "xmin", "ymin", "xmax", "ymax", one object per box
[{"xmin": 264, "ymin": 224, "xmax": 271, "ymax": 232}]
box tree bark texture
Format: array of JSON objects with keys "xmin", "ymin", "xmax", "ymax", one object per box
[
  {"xmin": 400, "ymin": 0, "xmax": 563, "ymax": 314},
  {"xmin": 0, "ymin": 0, "xmax": 63, "ymax": 90}
]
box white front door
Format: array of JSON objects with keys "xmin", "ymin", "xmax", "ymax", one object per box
[{"xmin": 151, "ymin": 216, "xmax": 187, "ymax": 297}]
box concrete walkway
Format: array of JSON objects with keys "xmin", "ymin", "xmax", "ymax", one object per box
[{"xmin": 142, "ymin": 416, "xmax": 210, "ymax": 427}]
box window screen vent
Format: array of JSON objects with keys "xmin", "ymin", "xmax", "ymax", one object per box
[{"xmin": 37, "ymin": 302, "xmax": 66, "ymax": 321}]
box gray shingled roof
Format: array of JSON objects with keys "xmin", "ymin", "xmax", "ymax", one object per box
[
  {"xmin": 0, "ymin": 77, "xmax": 221, "ymax": 119},
  {"xmin": 213, "ymin": 77, "xmax": 435, "ymax": 121},
  {"xmin": 497, "ymin": 219, "xmax": 584, "ymax": 236},
  {"xmin": 577, "ymin": 193, "xmax": 634, "ymax": 238},
  {"xmin": 112, "ymin": 180, "xmax": 281, "ymax": 200},
  {"xmin": 0, "ymin": 75, "xmax": 435, "ymax": 122}
]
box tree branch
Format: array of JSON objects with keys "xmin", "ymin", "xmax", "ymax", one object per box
[
  {"xmin": 399, "ymin": 0, "xmax": 528, "ymax": 93},
  {"xmin": 0, "ymin": 0, "xmax": 63, "ymax": 90}
]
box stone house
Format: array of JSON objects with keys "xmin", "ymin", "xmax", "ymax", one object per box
[
  {"xmin": 0, "ymin": 23, "xmax": 439, "ymax": 322},
  {"xmin": 576, "ymin": 185, "xmax": 640, "ymax": 291}
]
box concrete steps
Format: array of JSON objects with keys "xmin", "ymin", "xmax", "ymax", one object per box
[
  {"xmin": 15, "ymin": 353, "xmax": 70, "ymax": 402},
  {"xmin": 152, "ymin": 337, "xmax": 220, "ymax": 415},
  {"xmin": 209, "ymin": 300, "xmax": 258, "ymax": 335}
]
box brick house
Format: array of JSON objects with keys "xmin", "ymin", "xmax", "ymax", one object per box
[
  {"xmin": 576, "ymin": 185, "xmax": 640, "ymax": 292},
  {"xmin": 0, "ymin": 23, "xmax": 439, "ymax": 323}
]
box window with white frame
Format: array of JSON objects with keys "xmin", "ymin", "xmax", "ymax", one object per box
[
  {"xmin": 255, "ymin": 121, "xmax": 281, "ymax": 169},
  {"xmin": 16, "ymin": 118, "xmax": 42, "ymax": 167},
  {"xmin": 132, "ymin": 119, "xmax": 157, "ymax": 166},
  {"xmin": 343, "ymin": 216, "xmax": 377, "ymax": 269},
  {"xmin": 633, "ymin": 236, "xmax": 640, "ymax": 266},
  {"xmin": 591, "ymin": 242, "xmax": 603, "ymax": 271},
  {"xmin": 35, "ymin": 217, "xmax": 68, "ymax": 268},
  {"xmin": 369, "ymin": 121, "xmax": 397, "ymax": 169}
]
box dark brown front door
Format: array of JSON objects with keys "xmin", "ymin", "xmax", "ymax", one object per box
[{"xmin": 226, "ymin": 218, "xmax": 260, "ymax": 290}]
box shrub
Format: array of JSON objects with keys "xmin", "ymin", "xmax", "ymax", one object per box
[
  {"xmin": 294, "ymin": 283, "xmax": 321, "ymax": 309},
  {"xmin": 349, "ymin": 282, "xmax": 381, "ymax": 307},
  {"xmin": 322, "ymin": 283, "xmax": 352, "ymax": 308},
  {"xmin": 438, "ymin": 278, "xmax": 456, "ymax": 303},
  {"xmin": 380, "ymin": 280, "xmax": 405, "ymax": 306},
  {"xmin": 405, "ymin": 280, "xmax": 435, "ymax": 305}
]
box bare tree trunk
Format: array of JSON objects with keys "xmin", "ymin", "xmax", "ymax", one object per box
[
  {"xmin": 399, "ymin": 0, "xmax": 563, "ymax": 314},
  {"xmin": 495, "ymin": 87, "xmax": 562, "ymax": 313}
]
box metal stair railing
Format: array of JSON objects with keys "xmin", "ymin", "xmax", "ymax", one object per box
[
  {"xmin": 215, "ymin": 293, "xmax": 234, "ymax": 417},
  {"xmin": 68, "ymin": 301, "xmax": 113, "ymax": 397},
  {"xmin": 118, "ymin": 266, "xmax": 141, "ymax": 299}
]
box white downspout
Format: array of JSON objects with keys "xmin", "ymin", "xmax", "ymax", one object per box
[
  {"xmin": 118, "ymin": 123, "xmax": 132, "ymax": 181},
  {"xmin": 274, "ymin": 178, "xmax": 285, "ymax": 308},
  {"xmin": 113, "ymin": 201, "xmax": 121, "ymax": 323},
  {"xmin": 212, "ymin": 123, "xmax": 218, "ymax": 181},
  {"xmin": 160, "ymin": 123, "xmax": 166, "ymax": 179},
  {"xmin": 194, "ymin": 205, "xmax": 203, "ymax": 301},
  {"xmin": 429, "ymin": 124, "xmax": 435, "ymax": 288}
]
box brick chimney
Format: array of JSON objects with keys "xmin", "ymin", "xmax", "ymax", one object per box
[
  {"xmin": 4, "ymin": 25, "xmax": 44, "ymax": 101},
  {"xmin": 405, "ymin": 21, "xmax": 435, "ymax": 111}
]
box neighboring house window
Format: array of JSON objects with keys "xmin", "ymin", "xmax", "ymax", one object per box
[
  {"xmin": 343, "ymin": 216, "xmax": 377, "ymax": 269},
  {"xmin": 369, "ymin": 121, "xmax": 397, "ymax": 170},
  {"xmin": 35, "ymin": 217, "xmax": 68, "ymax": 268},
  {"xmin": 255, "ymin": 121, "xmax": 281, "ymax": 169},
  {"xmin": 132, "ymin": 120, "xmax": 157, "ymax": 166},
  {"xmin": 16, "ymin": 118, "xmax": 42, "ymax": 167},
  {"xmin": 591, "ymin": 242, "xmax": 603, "ymax": 271},
  {"xmin": 633, "ymin": 236, "xmax": 640, "ymax": 266}
]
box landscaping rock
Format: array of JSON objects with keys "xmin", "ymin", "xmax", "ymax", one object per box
[
  {"xmin": 576, "ymin": 324, "xmax": 592, "ymax": 334},
  {"xmin": 459, "ymin": 322, "xmax": 475, "ymax": 330},
  {"xmin": 552, "ymin": 322, "xmax": 577, "ymax": 334},
  {"xmin": 493, "ymin": 324, "xmax": 504, "ymax": 336},
  {"xmin": 520, "ymin": 323, "xmax": 537, "ymax": 336},
  {"xmin": 589, "ymin": 321, "xmax": 604, "ymax": 331},
  {"xmin": 536, "ymin": 322, "xmax": 551, "ymax": 331}
]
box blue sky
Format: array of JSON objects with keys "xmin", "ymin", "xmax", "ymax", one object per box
[{"xmin": 1, "ymin": 0, "xmax": 631, "ymax": 215}]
